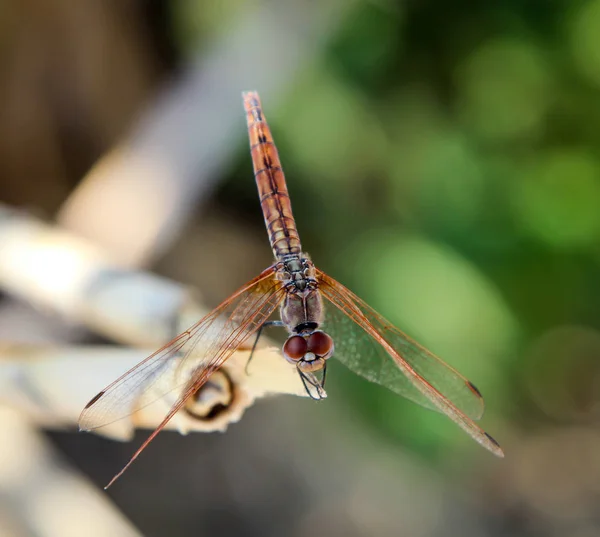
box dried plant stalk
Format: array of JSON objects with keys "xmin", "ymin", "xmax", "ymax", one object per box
[
  {"xmin": 0, "ymin": 342, "xmax": 311, "ymax": 441},
  {"xmin": 0, "ymin": 207, "xmax": 315, "ymax": 440},
  {"xmin": 0, "ymin": 205, "xmax": 198, "ymax": 348}
]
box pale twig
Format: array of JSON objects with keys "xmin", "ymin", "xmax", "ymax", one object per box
[
  {"xmin": 0, "ymin": 206, "xmax": 316, "ymax": 434},
  {"xmin": 0, "ymin": 204, "xmax": 201, "ymax": 348},
  {"xmin": 0, "ymin": 343, "xmax": 310, "ymax": 441}
]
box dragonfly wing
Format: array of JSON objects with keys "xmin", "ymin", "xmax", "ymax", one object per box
[
  {"xmin": 316, "ymin": 268, "xmax": 503, "ymax": 457},
  {"xmin": 80, "ymin": 266, "xmax": 286, "ymax": 487},
  {"xmin": 79, "ymin": 266, "xmax": 284, "ymax": 432}
]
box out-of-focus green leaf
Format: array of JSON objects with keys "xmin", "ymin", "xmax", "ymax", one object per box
[
  {"xmin": 391, "ymin": 128, "xmax": 486, "ymax": 232},
  {"xmin": 511, "ymin": 149, "xmax": 600, "ymax": 249},
  {"xmin": 327, "ymin": 2, "xmax": 403, "ymax": 90},
  {"xmin": 455, "ymin": 37, "xmax": 554, "ymax": 141},
  {"xmin": 280, "ymin": 65, "xmax": 388, "ymax": 194},
  {"xmin": 570, "ymin": 0, "xmax": 600, "ymax": 87}
]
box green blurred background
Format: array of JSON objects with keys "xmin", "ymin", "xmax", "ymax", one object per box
[{"xmin": 3, "ymin": 0, "xmax": 600, "ymax": 536}]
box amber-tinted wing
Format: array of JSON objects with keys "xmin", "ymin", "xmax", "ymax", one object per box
[
  {"xmin": 316, "ymin": 268, "xmax": 503, "ymax": 457},
  {"xmin": 79, "ymin": 266, "xmax": 285, "ymax": 486}
]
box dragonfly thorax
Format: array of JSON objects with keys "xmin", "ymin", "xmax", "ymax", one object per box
[
  {"xmin": 278, "ymin": 255, "xmax": 314, "ymax": 292},
  {"xmin": 278, "ymin": 257, "xmax": 324, "ymax": 333}
]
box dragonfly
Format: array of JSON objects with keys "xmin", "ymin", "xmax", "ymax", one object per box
[{"xmin": 80, "ymin": 91, "xmax": 503, "ymax": 488}]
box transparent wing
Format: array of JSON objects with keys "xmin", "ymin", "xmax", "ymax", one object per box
[
  {"xmin": 80, "ymin": 266, "xmax": 287, "ymax": 487},
  {"xmin": 320, "ymin": 283, "xmax": 484, "ymax": 421},
  {"xmin": 316, "ymin": 268, "xmax": 503, "ymax": 457},
  {"xmin": 79, "ymin": 266, "xmax": 284, "ymax": 432}
]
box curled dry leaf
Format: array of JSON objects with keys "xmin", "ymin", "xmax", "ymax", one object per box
[{"xmin": 0, "ymin": 342, "xmax": 313, "ymax": 441}]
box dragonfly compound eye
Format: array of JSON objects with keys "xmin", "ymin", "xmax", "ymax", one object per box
[
  {"xmin": 307, "ymin": 331, "xmax": 334, "ymax": 359},
  {"xmin": 283, "ymin": 335, "xmax": 308, "ymax": 362}
]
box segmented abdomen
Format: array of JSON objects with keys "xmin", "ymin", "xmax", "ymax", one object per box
[{"xmin": 243, "ymin": 91, "xmax": 302, "ymax": 259}]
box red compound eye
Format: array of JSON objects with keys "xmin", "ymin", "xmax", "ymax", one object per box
[
  {"xmin": 283, "ymin": 335, "xmax": 307, "ymax": 361},
  {"xmin": 307, "ymin": 331, "xmax": 334, "ymax": 358}
]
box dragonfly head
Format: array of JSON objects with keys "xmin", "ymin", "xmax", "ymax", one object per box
[{"xmin": 282, "ymin": 330, "xmax": 334, "ymax": 372}]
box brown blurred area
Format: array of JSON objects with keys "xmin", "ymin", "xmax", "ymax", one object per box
[{"xmin": 0, "ymin": 1, "xmax": 170, "ymax": 213}]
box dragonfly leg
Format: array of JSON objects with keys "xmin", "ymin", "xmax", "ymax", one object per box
[
  {"xmin": 298, "ymin": 367, "xmax": 326, "ymax": 400},
  {"xmin": 299, "ymin": 370, "xmax": 317, "ymax": 399},
  {"xmin": 246, "ymin": 320, "xmax": 285, "ymax": 374}
]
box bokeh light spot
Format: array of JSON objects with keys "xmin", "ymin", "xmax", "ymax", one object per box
[
  {"xmin": 511, "ymin": 149, "xmax": 600, "ymax": 249},
  {"xmin": 456, "ymin": 38, "xmax": 553, "ymax": 141},
  {"xmin": 282, "ymin": 66, "xmax": 387, "ymax": 192},
  {"xmin": 391, "ymin": 130, "xmax": 486, "ymax": 230},
  {"xmin": 524, "ymin": 325, "xmax": 600, "ymax": 421}
]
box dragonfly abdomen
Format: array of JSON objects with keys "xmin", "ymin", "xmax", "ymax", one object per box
[{"xmin": 243, "ymin": 91, "xmax": 302, "ymax": 259}]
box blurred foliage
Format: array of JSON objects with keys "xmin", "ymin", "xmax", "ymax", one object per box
[{"xmin": 209, "ymin": 0, "xmax": 600, "ymax": 461}]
